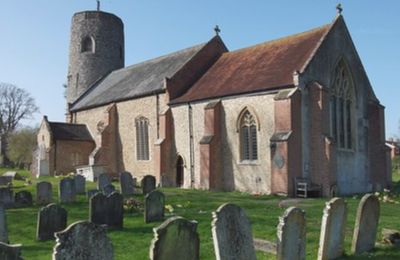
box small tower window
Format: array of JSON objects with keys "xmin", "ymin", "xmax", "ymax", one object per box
[{"xmin": 81, "ymin": 36, "xmax": 95, "ymax": 53}]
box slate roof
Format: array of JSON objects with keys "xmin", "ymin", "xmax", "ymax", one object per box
[
  {"xmin": 48, "ymin": 122, "xmax": 93, "ymax": 141},
  {"xmin": 171, "ymin": 24, "xmax": 331, "ymax": 104},
  {"xmin": 70, "ymin": 43, "xmax": 207, "ymax": 111}
]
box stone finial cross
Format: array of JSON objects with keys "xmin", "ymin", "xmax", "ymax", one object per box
[
  {"xmin": 97, "ymin": 0, "xmax": 101, "ymax": 11},
  {"xmin": 214, "ymin": 25, "xmax": 221, "ymax": 36},
  {"xmin": 336, "ymin": 3, "xmax": 343, "ymax": 14}
]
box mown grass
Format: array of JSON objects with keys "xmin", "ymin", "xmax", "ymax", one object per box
[{"xmin": 2, "ymin": 167, "xmax": 400, "ymax": 259}]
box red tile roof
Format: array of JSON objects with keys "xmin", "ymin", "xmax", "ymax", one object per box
[{"xmin": 171, "ymin": 24, "xmax": 331, "ymax": 104}]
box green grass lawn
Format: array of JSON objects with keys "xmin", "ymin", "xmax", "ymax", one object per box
[{"xmin": 3, "ymin": 167, "xmax": 400, "ymax": 259}]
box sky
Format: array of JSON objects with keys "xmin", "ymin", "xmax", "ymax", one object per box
[{"xmin": 0, "ymin": 0, "xmax": 399, "ymax": 137}]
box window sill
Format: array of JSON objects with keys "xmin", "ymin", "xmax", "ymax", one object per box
[{"xmin": 238, "ymin": 160, "xmax": 260, "ymax": 166}]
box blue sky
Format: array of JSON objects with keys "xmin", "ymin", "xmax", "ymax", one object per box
[{"xmin": 0, "ymin": 0, "xmax": 399, "ymax": 137}]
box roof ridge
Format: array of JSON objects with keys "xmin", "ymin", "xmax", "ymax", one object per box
[{"xmin": 48, "ymin": 121, "xmax": 88, "ymax": 127}]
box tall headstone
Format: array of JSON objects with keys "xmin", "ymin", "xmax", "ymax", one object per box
[
  {"xmin": 142, "ymin": 175, "xmax": 156, "ymax": 195},
  {"xmin": 59, "ymin": 178, "xmax": 76, "ymax": 203},
  {"xmin": 0, "ymin": 188, "xmax": 14, "ymax": 208},
  {"xmin": 36, "ymin": 181, "xmax": 52, "ymax": 205},
  {"xmin": 120, "ymin": 171, "xmax": 134, "ymax": 196},
  {"xmin": 277, "ymin": 207, "xmax": 306, "ymax": 260},
  {"xmin": 0, "ymin": 205, "xmax": 8, "ymax": 243},
  {"xmin": 89, "ymin": 192, "xmax": 123, "ymax": 229},
  {"xmin": 97, "ymin": 173, "xmax": 110, "ymax": 190},
  {"xmin": 102, "ymin": 184, "xmax": 115, "ymax": 196},
  {"xmin": 150, "ymin": 216, "xmax": 199, "ymax": 260},
  {"xmin": 0, "ymin": 242, "xmax": 22, "ymax": 260},
  {"xmin": 351, "ymin": 194, "xmax": 380, "ymax": 255},
  {"xmin": 74, "ymin": 175, "xmax": 86, "ymax": 194},
  {"xmin": 53, "ymin": 221, "xmax": 113, "ymax": 260},
  {"xmin": 37, "ymin": 203, "xmax": 67, "ymax": 241},
  {"xmin": 317, "ymin": 198, "xmax": 347, "ymax": 260},
  {"xmin": 211, "ymin": 203, "xmax": 256, "ymax": 260},
  {"xmin": 14, "ymin": 191, "xmax": 33, "ymax": 207},
  {"xmin": 145, "ymin": 190, "xmax": 165, "ymax": 223}
]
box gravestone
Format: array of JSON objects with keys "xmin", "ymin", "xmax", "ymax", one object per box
[
  {"xmin": 150, "ymin": 216, "xmax": 199, "ymax": 260},
  {"xmin": 145, "ymin": 190, "xmax": 165, "ymax": 223},
  {"xmin": 351, "ymin": 194, "xmax": 380, "ymax": 255},
  {"xmin": 37, "ymin": 203, "xmax": 67, "ymax": 241},
  {"xmin": 0, "ymin": 242, "xmax": 22, "ymax": 260},
  {"xmin": 120, "ymin": 171, "xmax": 134, "ymax": 196},
  {"xmin": 90, "ymin": 192, "xmax": 123, "ymax": 229},
  {"xmin": 53, "ymin": 221, "xmax": 113, "ymax": 260},
  {"xmin": 87, "ymin": 189, "xmax": 100, "ymax": 199},
  {"xmin": 59, "ymin": 178, "xmax": 76, "ymax": 203},
  {"xmin": 142, "ymin": 175, "xmax": 156, "ymax": 195},
  {"xmin": 0, "ymin": 205, "xmax": 8, "ymax": 243},
  {"xmin": 97, "ymin": 173, "xmax": 110, "ymax": 190},
  {"xmin": 277, "ymin": 207, "xmax": 306, "ymax": 260},
  {"xmin": 2, "ymin": 171, "xmax": 23, "ymax": 180},
  {"xmin": 102, "ymin": 184, "xmax": 115, "ymax": 196},
  {"xmin": 318, "ymin": 198, "xmax": 347, "ymax": 260},
  {"xmin": 14, "ymin": 191, "xmax": 33, "ymax": 207},
  {"xmin": 0, "ymin": 188, "xmax": 14, "ymax": 208},
  {"xmin": 211, "ymin": 203, "xmax": 256, "ymax": 260},
  {"xmin": 74, "ymin": 175, "xmax": 86, "ymax": 194},
  {"xmin": 36, "ymin": 181, "xmax": 52, "ymax": 205}
]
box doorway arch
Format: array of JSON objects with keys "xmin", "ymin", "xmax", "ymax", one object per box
[{"xmin": 176, "ymin": 156, "xmax": 184, "ymax": 187}]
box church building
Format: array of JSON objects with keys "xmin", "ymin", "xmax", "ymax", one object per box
[{"xmin": 33, "ymin": 8, "xmax": 391, "ymax": 196}]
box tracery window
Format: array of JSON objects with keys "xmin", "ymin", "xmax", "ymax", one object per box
[
  {"xmin": 330, "ymin": 60, "xmax": 354, "ymax": 149},
  {"xmin": 135, "ymin": 117, "xmax": 149, "ymax": 160},
  {"xmin": 81, "ymin": 36, "xmax": 95, "ymax": 53},
  {"xmin": 240, "ymin": 110, "xmax": 258, "ymax": 161}
]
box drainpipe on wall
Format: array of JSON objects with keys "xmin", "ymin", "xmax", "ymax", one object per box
[{"xmin": 188, "ymin": 103, "xmax": 195, "ymax": 188}]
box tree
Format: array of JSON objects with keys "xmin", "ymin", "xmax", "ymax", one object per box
[
  {"xmin": 7, "ymin": 127, "xmax": 38, "ymax": 169},
  {"xmin": 0, "ymin": 83, "xmax": 39, "ymax": 164}
]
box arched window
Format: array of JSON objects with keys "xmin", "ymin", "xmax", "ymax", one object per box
[
  {"xmin": 239, "ymin": 110, "xmax": 258, "ymax": 161},
  {"xmin": 81, "ymin": 36, "xmax": 95, "ymax": 53},
  {"xmin": 135, "ymin": 117, "xmax": 149, "ymax": 160},
  {"xmin": 330, "ymin": 60, "xmax": 354, "ymax": 149}
]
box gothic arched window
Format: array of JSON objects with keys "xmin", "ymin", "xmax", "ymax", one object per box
[
  {"xmin": 330, "ymin": 60, "xmax": 354, "ymax": 149},
  {"xmin": 81, "ymin": 36, "xmax": 95, "ymax": 53},
  {"xmin": 239, "ymin": 110, "xmax": 258, "ymax": 161},
  {"xmin": 135, "ymin": 117, "xmax": 149, "ymax": 160}
]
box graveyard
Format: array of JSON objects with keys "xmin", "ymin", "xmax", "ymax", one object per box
[{"xmin": 0, "ymin": 168, "xmax": 399, "ymax": 259}]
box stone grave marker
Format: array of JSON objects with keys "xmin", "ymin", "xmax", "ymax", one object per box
[
  {"xmin": 37, "ymin": 203, "xmax": 67, "ymax": 241},
  {"xmin": 277, "ymin": 207, "xmax": 306, "ymax": 260},
  {"xmin": 0, "ymin": 205, "xmax": 8, "ymax": 243},
  {"xmin": 36, "ymin": 181, "xmax": 52, "ymax": 205},
  {"xmin": 351, "ymin": 194, "xmax": 380, "ymax": 255},
  {"xmin": 142, "ymin": 175, "xmax": 156, "ymax": 195},
  {"xmin": 211, "ymin": 203, "xmax": 256, "ymax": 260},
  {"xmin": 89, "ymin": 192, "xmax": 123, "ymax": 229},
  {"xmin": 53, "ymin": 221, "xmax": 113, "ymax": 260},
  {"xmin": 0, "ymin": 188, "xmax": 14, "ymax": 208},
  {"xmin": 87, "ymin": 189, "xmax": 100, "ymax": 199},
  {"xmin": 102, "ymin": 184, "xmax": 115, "ymax": 196},
  {"xmin": 97, "ymin": 173, "xmax": 110, "ymax": 190},
  {"xmin": 74, "ymin": 175, "xmax": 86, "ymax": 194},
  {"xmin": 145, "ymin": 190, "xmax": 165, "ymax": 223},
  {"xmin": 14, "ymin": 191, "xmax": 33, "ymax": 207},
  {"xmin": 59, "ymin": 178, "xmax": 76, "ymax": 203},
  {"xmin": 2, "ymin": 171, "xmax": 23, "ymax": 180},
  {"xmin": 0, "ymin": 242, "xmax": 22, "ymax": 260},
  {"xmin": 317, "ymin": 197, "xmax": 347, "ymax": 260},
  {"xmin": 120, "ymin": 171, "xmax": 134, "ymax": 196},
  {"xmin": 150, "ymin": 216, "xmax": 199, "ymax": 260}
]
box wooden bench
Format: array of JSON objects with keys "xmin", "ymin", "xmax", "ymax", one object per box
[{"xmin": 294, "ymin": 177, "xmax": 321, "ymax": 198}]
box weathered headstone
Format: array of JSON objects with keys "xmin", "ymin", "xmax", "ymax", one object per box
[
  {"xmin": 0, "ymin": 205, "xmax": 8, "ymax": 243},
  {"xmin": 145, "ymin": 190, "xmax": 165, "ymax": 223},
  {"xmin": 2, "ymin": 171, "xmax": 23, "ymax": 180},
  {"xmin": 120, "ymin": 171, "xmax": 134, "ymax": 196},
  {"xmin": 317, "ymin": 198, "xmax": 347, "ymax": 260},
  {"xmin": 277, "ymin": 207, "xmax": 306, "ymax": 260},
  {"xmin": 351, "ymin": 194, "xmax": 380, "ymax": 255},
  {"xmin": 87, "ymin": 189, "xmax": 100, "ymax": 199},
  {"xmin": 37, "ymin": 203, "xmax": 67, "ymax": 241},
  {"xmin": 102, "ymin": 184, "xmax": 115, "ymax": 196},
  {"xmin": 0, "ymin": 242, "xmax": 22, "ymax": 260},
  {"xmin": 212, "ymin": 203, "xmax": 256, "ymax": 260},
  {"xmin": 89, "ymin": 192, "xmax": 123, "ymax": 229},
  {"xmin": 150, "ymin": 216, "xmax": 199, "ymax": 260},
  {"xmin": 14, "ymin": 191, "xmax": 33, "ymax": 207},
  {"xmin": 53, "ymin": 221, "xmax": 113, "ymax": 260},
  {"xmin": 59, "ymin": 178, "xmax": 76, "ymax": 203},
  {"xmin": 97, "ymin": 173, "xmax": 110, "ymax": 190},
  {"xmin": 36, "ymin": 181, "xmax": 52, "ymax": 205},
  {"xmin": 74, "ymin": 175, "xmax": 86, "ymax": 194},
  {"xmin": 0, "ymin": 188, "xmax": 14, "ymax": 208},
  {"xmin": 142, "ymin": 175, "xmax": 156, "ymax": 195}
]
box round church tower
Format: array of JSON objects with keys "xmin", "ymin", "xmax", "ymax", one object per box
[{"xmin": 67, "ymin": 11, "xmax": 124, "ymax": 104}]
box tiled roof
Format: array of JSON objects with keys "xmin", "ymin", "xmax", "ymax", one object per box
[
  {"xmin": 48, "ymin": 122, "xmax": 93, "ymax": 141},
  {"xmin": 171, "ymin": 24, "xmax": 331, "ymax": 104}
]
